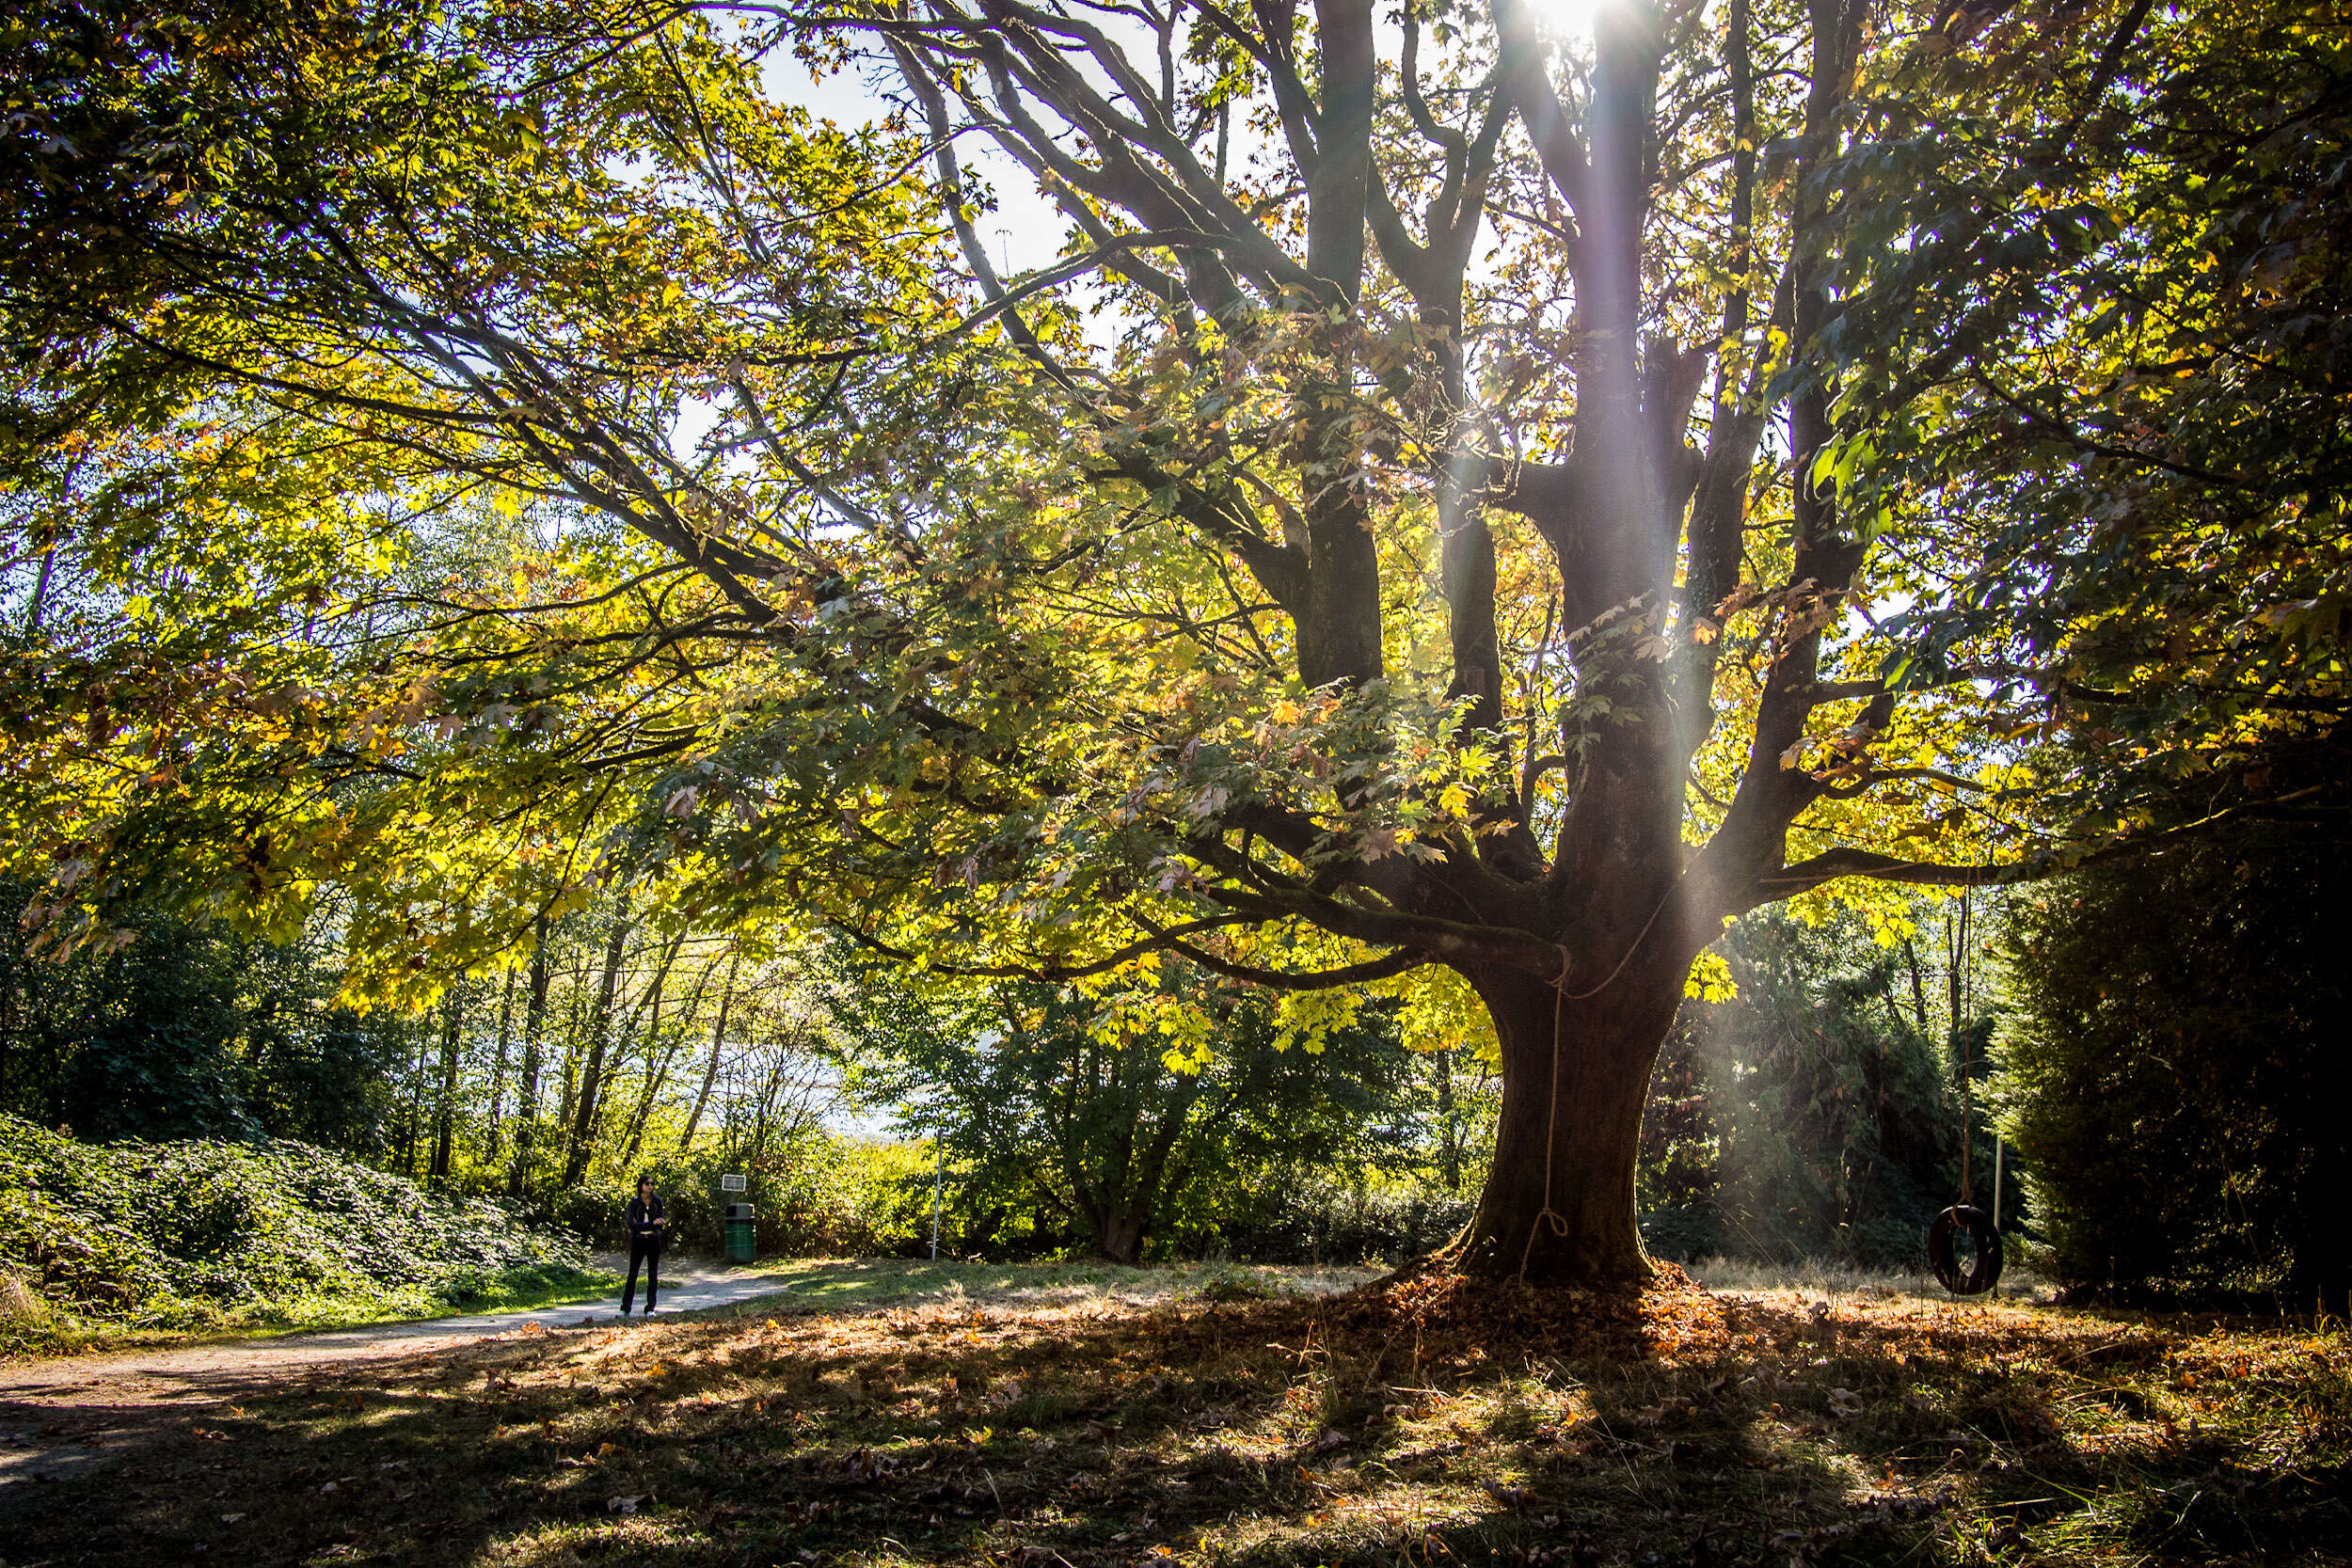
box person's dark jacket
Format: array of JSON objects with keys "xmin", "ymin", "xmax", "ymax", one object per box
[{"xmin": 625, "ymin": 1196, "xmax": 666, "ymax": 1246}]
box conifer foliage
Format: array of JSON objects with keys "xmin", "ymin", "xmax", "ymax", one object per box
[{"xmin": 2002, "ymin": 843, "xmax": 2352, "ymax": 1309}]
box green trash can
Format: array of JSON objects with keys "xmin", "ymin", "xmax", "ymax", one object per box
[{"xmin": 723, "ymin": 1202, "xmax": 755, "ymax": 1264}]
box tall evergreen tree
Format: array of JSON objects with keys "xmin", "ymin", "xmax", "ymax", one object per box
[{"xmin": 2002, "ymin": 841, "xmax": 2352, "ymax": 1309}]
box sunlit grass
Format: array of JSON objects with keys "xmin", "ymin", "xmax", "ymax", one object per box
[
  {"xmin": 708, "ymin": 1257, "xmax": 1375, "ymax": 1317},
  {"xmin": 10, "ymin": 1269, "xmax": 2346, "ymax": 1565},
  {"xmin": 1, "ymin": 1262, "xmax": 621, "ymax": 1360}
]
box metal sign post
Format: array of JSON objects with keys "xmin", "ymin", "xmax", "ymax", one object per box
[{"xmin": 720, "ymin": 1173, "xmax": 753, "ymax": 1263}]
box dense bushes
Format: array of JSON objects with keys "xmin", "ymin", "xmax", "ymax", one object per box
[
  {"xmin": 0, "ymin": 1114, "xmax": 595, "ymax": 1341},
  {"xmin": 0, "ymin": 881, "xmax": 413, "ymax": 1150},
  {"xmin": 2001, "ymin": 843, "xmax": 2352, "ymax": 1308},
  {"xmin": 1632, "ymin": 907, "xmax": 2004, "ymax": 1271},
  {"xmin": 1205, "ymin": 1171, "xmax": 1471, "ymax": 1266},
  {"xmin": 532, "ymin": 1133, "xmax": 933, "ymax": 1257}
]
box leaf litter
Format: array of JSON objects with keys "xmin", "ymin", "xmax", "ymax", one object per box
[{"xmin": 4, "ymin": 1261, "xmax": 2346, "ymax": 1566}]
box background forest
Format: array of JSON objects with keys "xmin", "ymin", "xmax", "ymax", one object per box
[
  {"xmin": 4, "ymin": 3, "xmax": 2349, "ymax": 1565},
  {"xmin": 2, "ymin": 0, "xmax": 2346, "ymax": 1328},
  {"xmin": 8, "ymin": 851, "xmax": 2343, "ymax": 1313}
]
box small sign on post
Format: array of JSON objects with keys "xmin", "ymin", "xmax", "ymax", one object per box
[{"xmin": 721, "ymin": 1174, "xmax": 755, "ymax": 1263}]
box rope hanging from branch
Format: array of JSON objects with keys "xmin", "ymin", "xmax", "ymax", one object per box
[
  {"xmin": 1930, "ymin": 890, "xmax": 2002, "ymax": 1296},
  {"xmin": 1516, "ymin": 892, "xmax": 1677, "ymax": 1280}
]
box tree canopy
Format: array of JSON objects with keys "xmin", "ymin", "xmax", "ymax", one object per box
[{"xmin": 4, "ymin": 0, "xmax": 2344, "ymax": 1282}]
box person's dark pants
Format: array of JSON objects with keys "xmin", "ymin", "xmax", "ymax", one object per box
[{"xmin": 622, "ymin": 1240, "xmax": 661, "ymax": 1314}]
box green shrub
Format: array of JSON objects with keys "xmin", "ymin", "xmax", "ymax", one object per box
[
  {"xmin": 530, "ymin": 1132, "xmax": 930, "ymax": 1258},
  {"xmin": 1205, "ymin": 1170, "xmax": 1470, "ymax": 1267},
  {"xmin": 0, "ymin": 1114, "xmax": 593, "ymax": 1333},
  {"xmin": 1638, "ymin": 908, "xmax": 1988, "ymax": 1272}
]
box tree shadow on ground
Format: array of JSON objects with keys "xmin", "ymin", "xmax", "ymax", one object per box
[{"xmin": 3, "ymin": 1271, "xmax": 2345, "ymax": 1567}]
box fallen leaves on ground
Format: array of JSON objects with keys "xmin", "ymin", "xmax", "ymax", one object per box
[{"xmin": 6, "ymin": 1266, "xmax": 2348, "ymax": 1567}]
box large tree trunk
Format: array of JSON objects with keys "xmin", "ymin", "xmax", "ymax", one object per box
[
  {"xmin": 1093, "ymin": 1207, "xmax": 1147, "ymax": 1266},
  {"xmin": 1454, "ymin": 962, "xmax": 1684, "ymax": 1287},
  {"xmin": 1074, "ymin": 1189, "xmax": 1150, "ymax": 1265}
]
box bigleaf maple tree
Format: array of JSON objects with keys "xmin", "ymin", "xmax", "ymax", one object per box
[{"xmin": 4, "ymin": 0, "xmax": 2342, "ymax": 1285}]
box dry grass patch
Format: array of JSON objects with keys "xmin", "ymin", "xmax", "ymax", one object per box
[{"xmin": 6, "ymin": 1264, "xmax": 2346, "ymax": 1567}]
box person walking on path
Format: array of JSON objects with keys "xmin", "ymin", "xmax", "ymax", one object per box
[{"xmin": 621, "ymin": 1176, "xmax": 667, "ymax": 1316}]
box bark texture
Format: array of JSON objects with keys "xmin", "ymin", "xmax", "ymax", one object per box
[{"xmin": 1455, "ymin": 963, "xmax": 1686, "ymax": 1286}]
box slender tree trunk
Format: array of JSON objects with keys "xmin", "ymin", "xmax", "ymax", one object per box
[
  {"xmin": 555, "ymin": 994, "xmax": 582, "ymax": 1135},
  {"xmin": 617, "ymin": 1049, "xmax": 674, "ymax": 1172},
  {"xmin": 399, "ymin": 1022, "xmax": 434, "ymax": 1179},
  {"xmin": 750, "ymin": 1038, "xmax": 789, "ymax": 1161},
  {"xmin": 1902, "ymin": 939, "xmax": 1932, "ymax": 1036},
  {"xmin": 617, "ymin": 1021, "xmax": 687, "ymax": 1173},
  {"xmin": 25, "ymin": 542, "xmax": 56, "ymax": 635},
  {"xmin": 428, "ymin": 986, "xmax": 463, "ymax": 1185},
  {"xmin": 563, "ymin": 921, "xmax": 630, "ymax": 1187},
  {"xmin": 1454, "ymin": 960, "xmax": 1683, "ymax": 1286},
  {"xmin": 506, "ymin": 917, "xmax": 549, "ymax": 1199},
  {"xmin": 614, "ymin": 933, "xmax": 693, "ymax": 1169},
  {"xmin": 485, "ymin": 967, "xmax": 516, "ymax": 1161},
  {"xmin": 1436, "ymin": 1049, "xmax": 1461, "ymax": 1192},
  {"xmin": 557, "ymin": 1042, "xmax": 579, "ymax": 1143},
  {"xmin": 679, "ymin": 956, "xmax": 740, "ymax": 1151}
]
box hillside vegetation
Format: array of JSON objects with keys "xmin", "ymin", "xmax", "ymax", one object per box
[{"xmin": 0, "ymin": 1114, "xmax": 601, "ymax": 1351}]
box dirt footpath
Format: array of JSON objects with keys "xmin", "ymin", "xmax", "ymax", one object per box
[
  {"xmin": 0, "ymin": 1259, "xmax": 1371, "ymax": 1525},
  {"xmin": 0, "ymin": 1259, "xmax": 794, "ymax": 1503}
]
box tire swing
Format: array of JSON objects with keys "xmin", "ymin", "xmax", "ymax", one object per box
[
  {"xmin": 1928, "ymin": 892, "xmax": 2003, "ymax": 1297},
  {"xmin": 1929, "ymin": 1203, "xmax": 2002, "ymax": 1296}
]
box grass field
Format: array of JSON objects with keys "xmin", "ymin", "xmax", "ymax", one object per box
[
  {"xmin": 700, "ymin": 1257, "xmax": 1375, "ymax": 1315},
  {"xmin": 7, "ymin": 1261, "xmax": 2347, "ymax": 1566},
  {"xmin": 0, "ymin": 1261, "xmax": 622, "ymax": 1361}
]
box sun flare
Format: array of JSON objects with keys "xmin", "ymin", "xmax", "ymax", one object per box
[{"xmin": 1545, "ymin": 0, "xmax": 1604, "ymax": 40}]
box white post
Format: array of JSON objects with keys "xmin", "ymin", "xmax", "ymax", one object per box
[
  {"xmin": 930, "ymin": 1136, "xmax": 944, "ymax": 1261},
  {"xmin": 1993, "ymin": 1137, "xmax": 2004, "ymax": 1229}
]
